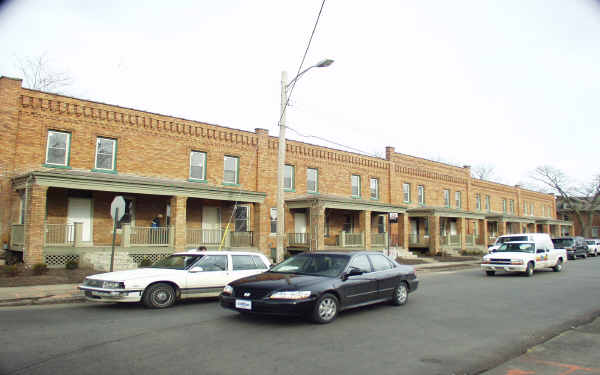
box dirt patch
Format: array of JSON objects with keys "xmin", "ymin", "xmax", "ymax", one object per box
[
  {"xmin": 0, "ymin": 264, "xmax": 97, "ymax": 288},
  {"xmin": 396, "ymin": 258, "xmax": 429, "ymax": 265}
]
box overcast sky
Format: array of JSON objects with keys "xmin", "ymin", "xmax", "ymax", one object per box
[{"xmin": 1, "ymin": 0, "xmax": 598, "ymax": 187}]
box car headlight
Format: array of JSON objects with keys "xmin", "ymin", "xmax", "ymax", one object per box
[
  {"xmin": 511, "ymin": 260, "xmax": 524, "ymax": 265},
  {"xmin": 269, "ymin": 291, "xmax": 311, "ymax": 300},
  {"xmin": 481, "ymin": 259, "xmax": 490, "ymax": 264},
  {"xmin": 223, "ymin": 285, "xmax": 233, "ymax": 295},
  {"xmin": 102, "ymin": 281, "xmax": 125, "ymax": 289}
]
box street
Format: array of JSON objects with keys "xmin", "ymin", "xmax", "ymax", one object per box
[{"xmin": 1, "ymin": 258, "xmax": 599, "ymax": 375}]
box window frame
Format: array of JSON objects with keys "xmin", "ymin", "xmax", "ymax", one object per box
[
  {"xmin": 284, "ymin": 164, "xmax": 295, "ymax": 191},
  {"xmin": 351, "ymin": 174, "xmax": 361, "ymax": 198},
  {"xmin": 476, "ymin": 193, "xmax": 481, "ymax": 211},
  {"xmin": 403, "ymin": 183, "xmax": 411, "ymax": 203},
  {"xmin": 455, "ymin": 191, "xmax": 462, "ymax": 209},
  {"xmin": 510, "ymin": 199, "xmax": 515, "ymax": 214},
  {"xmin": 370, "ymin": 177, "xmax": 379, "ymax": 200},
  {"xmin": 306, "ymin": 167, "xmax": 318, "ymax": 194},
  {"xmin": 233, "ymin": 205, "xmax": 250, "ymax": 232},
  {"xmin": 270, "ymin": 208, "xmax": 277, "ymax": 234},
  {"xmin": 189, "ymin": 150, "xmax": 207, "ymax": 182},
  {"xmin": 485, "ymin": 195, "xmax": 491, "ymax": 212},
  {"xmin": 45, "ymin": 130, "xmax": 71, "ymax": 168},
  {"xmin": 502, "ymin": 199, "xmax": 507, "ymax": 213},
  {"xmin": 417, "ymin": 185, "xmax": 425, "ymax": 205},
  {"xmin": 93, "ymin": 137, "xmax": 117, "ymax": 172},
  {"xmin": 443, "ymin": 189, "xmax": 450, "ymax": 208},
  {"xmin": 223, "ymin": 155, "xmax": 239, "ymax": 185}
]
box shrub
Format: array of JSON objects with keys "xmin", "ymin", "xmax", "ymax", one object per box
[
  {"xmin": 5, "ymin": 265, "xmax": 21, "ymax": 277},
  {"xmin": 65, "ymin": 259, "xmax": 79, "ymax": 270},
  {"xmin": 139, "ymin": 257, "xmax": 153, "ymax": 267},
  {"xmin": 32, "ymin": 263, "xmax": 49, "ymax": 275}
]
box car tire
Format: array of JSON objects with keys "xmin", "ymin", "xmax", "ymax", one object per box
[
  {"xmin": 525, "ymin": 262, "xmax": 534, "ymax": 277},
  {"xmin": 582, "ymin": 252, "xmax": 587, "ymax": 259},
  {"xmin": 142, "ymin": 283, "xmax": 176, "ymax": 309},
  {"xmin": 486, "ymin": 270, "xmax": 495, "ymax": 276},
  {"xmin": 311, "ymin": 293, "xmax": 339, "ymax": 324},
  {"xmin": 553, "ymin": 258, "xmax": 563, "ymax": 272},
  {"xmin": 391, "ymin": 282, "xmax": 409, "ymax": 306}
]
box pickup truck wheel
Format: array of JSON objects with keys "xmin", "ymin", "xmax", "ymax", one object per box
[
  {"xmin": 143, "ymin": 283, "xmax": 176, "ymax": 309},
  {"xmin": 525, "ymin": 262, "xmax": 534, "ymax": 277},
  {"xmin": 553, "ymin": 258, "xmax": 563, "ymax": 272},
  {"xmin": 485, "ymin": 270, "xmax": 495, "ymax": 276}
]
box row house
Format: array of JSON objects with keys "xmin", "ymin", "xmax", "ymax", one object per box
[{"xmin": 0, "ymin": 76, "xmax": 572, "ymax": 267}]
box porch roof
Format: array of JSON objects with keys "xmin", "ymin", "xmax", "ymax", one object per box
[
  {"xmin": 485, "ymin": 214, "xmax": 535, "ymax": 224},
  {"xmin": 535, "ymin": 218, "xmax": 573, "ymax": 226},
  {"xmin": 407, "ymin": 206, "xmax": 486, "ymax": 219},
  {"xmin": 12, "ymin": 170, "xmax": 266, "ymax": 203},
  {"xmin": 285, "ymin": 194, "xmax": 406, "ymax": 213}
]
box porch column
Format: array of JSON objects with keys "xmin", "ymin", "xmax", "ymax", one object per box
[
  {"xmin": 170, "ymin": 196, "xmax": 187, "ymax": 252},
  {"xmin": 481, "ymin": 219, "xmax": 488, "ymax": 247},
  {"xmin": 543, "ymin": 224, "xmax": 550, "ymax": 235},
  {"xmin": 459, "ymin": 217, "xmax": 466, "ymax": 250},
  {"xmin": 360, "ymin": 210, "xmax": 371, "ymax": 249},
  {"xmin": 400, "ymin": 213, "xmax": 409, "ymax": 249},
  {"xmin": 310, "ymin": 204, "xmax": 325, "ymax": 251},
  {"xmin": 498, "ymin": 221, "xmax": 506, "ymax": 236},
  {"xmin": 23, "ymin": 184, "xmax": 48, "ymax": 265},
  {"xmin": 253, "ymin": 203, "xmax": 267, "ymax": 253},
  {"xmin": 428, "ymin": 215, "xmax": 440, "ymax": 255}
]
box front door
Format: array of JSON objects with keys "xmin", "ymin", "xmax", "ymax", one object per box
[
  {"xmin": 294, "ymin": 212, "xmax": 307, "ymax": 244},
  {"xmin": 202, "ymin": 206, "xmax": 220, "ymax": 244},
  {"xmin": 67, "ymin": 198, "xmax": 92, "ymax": 242}
]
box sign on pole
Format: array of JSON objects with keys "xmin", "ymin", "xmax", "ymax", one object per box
[{"xmin": 110, "ymin": 196, "xmax": 126, "ymax": 272}]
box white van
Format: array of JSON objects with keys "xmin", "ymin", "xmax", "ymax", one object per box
[{"xmin": 488, "ymin": 233, "xmax": 554, "ymax": 253}]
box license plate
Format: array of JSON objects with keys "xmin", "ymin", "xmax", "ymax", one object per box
[{"xmin": 235, "ymin": 299, "xmax": 252, "ymax": 310}]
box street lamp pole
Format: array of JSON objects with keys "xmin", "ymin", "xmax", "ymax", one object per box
[{"xmin": 276, "ymin": 59, "xmax": 333, "ymax": 263}]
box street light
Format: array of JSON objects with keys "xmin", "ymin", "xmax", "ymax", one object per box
[{"xmin": 276, "ymin": 59, "xmax": 334, "ymax": 263}]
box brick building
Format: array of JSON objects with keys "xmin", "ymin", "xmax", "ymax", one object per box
[
  {"xmin": 556, "ymin": 197, "xmax": 600, "ymax": 238},
  {"xmin": 0, "ymin": 76, "xmax": 572, "ymax": 267}
]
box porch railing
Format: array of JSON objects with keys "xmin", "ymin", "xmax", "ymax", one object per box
[
  {"xmin": 230, "ymin": 231, "xmax": 253, "ymax": 247},
  {"xmin": 440, "ymin": 235, "xmax": 461, "ymax": 247},
  {"xmin": 340, "ymin": 231, "xmax": 363, "ymax": 247},
  {"xmin": 10, "ymin": 224, "xmax": 25, "ymax": 249},
  {"xmin": 288, "ymin": 233, "xmax": 310, "ymax": 247},
  {"xmin": 187, "ymin": 229, "xmax": 224, "ymax": 246},
  {"xmin": 409, "ymin": 233, "xmax": 430, "ymax": 246},
  {"xmin": 124, "ymin": 226, "xmax": 171, "ymax": 247},
  {"xmin": 465, "ymin": 234, "xmax": 476, "ymax": 246},
  {"xmin": 371, "ymin": 232, "xmax": 388, "ymax": 247},
  {"xmin": 45, "ymin": 224, "xmax": 75, "ymax": 246}
]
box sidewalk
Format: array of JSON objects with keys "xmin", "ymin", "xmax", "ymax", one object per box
[{"xmin": 0, "ymin": 260, "xmax": 480, "ymax": 308}]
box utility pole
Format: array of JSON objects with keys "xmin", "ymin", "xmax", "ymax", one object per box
[{"xmin": 276, "ymin": 71, "xmax": 288, "ymax": 263}]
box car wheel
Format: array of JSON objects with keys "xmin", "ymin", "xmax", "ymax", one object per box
[
  {"xmin": 311, "ymin": 293, "xmax": 339, "ymax": 324},
  {"xmin": 143, "ymin": 283, "xmax": 176, "ymax": 309},
  {"xmin": 553, "ymin": 258, "xmax": 563, "ymax": 272},
  {"xmin": 525, "ymin": 262, "xmax": 534, "ymax": 277},
  {"xmin": 486, "ymin": 270, "xmax": 495, "ymax": 276},
  {"xmin": 582, "ymin": 252, "xmax": 587, "ymax": 259},
  {"xmin": 391, "ymin": 282, "xmax": 409, "ymax": 306}
]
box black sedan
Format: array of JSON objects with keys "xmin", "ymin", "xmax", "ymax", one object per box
[{"xmin": 219, "ymin": 251, "xmax": 418, "ymax": 323}]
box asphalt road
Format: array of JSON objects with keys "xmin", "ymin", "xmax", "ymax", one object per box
[{"xmin": 1, "ymin": 258, "xmax": 599, "ymax": 375}]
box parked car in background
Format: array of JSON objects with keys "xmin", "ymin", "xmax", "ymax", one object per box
[
  {"xmin": 584, "ymin": 239, "xmax": 599, "ymax": 257},
  {"xmin": 79, "ymin": 250, "xmax": 271, "ymax": 309},
  {"xmin": 488, "ymin": 233, "xmax": 553, "ymax": 253},
  {"xmin": 481, "ymin": 239, "xmax": 567, "ymax": 277},
  {"xmin": 220, "ymin": 251, "xmax": 418, "ymax": 324},
  {"xmin": 552, "ymin": 236, "xmax": 588, "ymax": 260}
]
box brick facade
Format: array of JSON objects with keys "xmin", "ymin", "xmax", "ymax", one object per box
[{"xmin": 0, "ymin": 76, "xmax": 566, "ymax": 265}]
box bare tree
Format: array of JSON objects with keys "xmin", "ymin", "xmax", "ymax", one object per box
[
  {"xmin": 471, "ymin": 164, "xmax": 496, "ymax": 181},
  {"xmin": 530, "ymin": 166, "xmax": 600, "ymax": 237},
  {"xmin": 15, "ymin": 53, "xmax": 72, "ymax": 93}
]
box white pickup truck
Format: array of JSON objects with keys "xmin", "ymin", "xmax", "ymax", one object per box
[{"xmin": 481, "ymin": 241, "xmax": 567, "ymax": 277}]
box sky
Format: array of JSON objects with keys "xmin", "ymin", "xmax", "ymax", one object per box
[{"xmin": 1, "ymin": 0, "xmax": 599, "ymax": 187}]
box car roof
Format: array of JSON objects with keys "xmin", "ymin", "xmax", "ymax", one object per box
[
  {"xmin": 291, "ymin": 251, "xmax": 383, "ymax": 256},
  {"xmin": 173, "ymin": 250, "xmax": 266, "ymax": 256}
]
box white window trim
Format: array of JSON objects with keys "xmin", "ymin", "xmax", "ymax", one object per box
[
  {"xmin": 370, "ymin": 178, "xmax": 379, "ymax": 200},
  {"xmin": 189, "ymin": 150, "xmax": 207, "ymax": 181},
  {"xmin": 223, "ymin": 156, "xmax": 239, "ymax": 184},
  {"xmin": 284, "ymin": 165, "xmax": 295, "ymax": 190},
  {"xmin": 45, "ymin": 130, "xmax": 71, "ymax": 166},
  {"xmin": 307, "ymin": 168, "xmax": 318, "ymax": 193},
  {"xmin": 95, "ymin": 137, "xmax": 117, "ymax": 171},
  {"xmin": 351, "ymin": 175, "xmax": 361, "ymax": 197},
  {"xmin": 403, "ymin": 183, "xmax": 410, "ymax": 203}
]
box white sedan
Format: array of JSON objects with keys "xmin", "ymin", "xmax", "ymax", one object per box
[{"xmin": 78, "ymin": 251, "xmax": 271, "ymax": 309}]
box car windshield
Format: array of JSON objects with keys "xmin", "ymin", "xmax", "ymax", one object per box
[
  {"xmin": 497, "ymin": 236, "xmax": 528, "ymax": 244},
  {"xmin": 270, "ymin": 254, "xmax": 350, "ymax": 277},
  {"xmin": 497, "ymin": 243, "xmax": 535, "ymax": 253},
  {"xmin": 585, "ymin": 240, "xmax": 594, "ymax": 245},
  {"xmin": 552, "ymin": 238, "xmax": 573, "ymax": 247},
  {"xmin": 148, "ymin": 254, "xmax": 204, "ymax": 270}
]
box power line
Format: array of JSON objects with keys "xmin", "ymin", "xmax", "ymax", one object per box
[{"xmin": 286, "ymin": 124, "xmax": 382, "ymax": 158}]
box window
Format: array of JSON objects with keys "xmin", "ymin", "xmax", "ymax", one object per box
[
  {"xmin": 369, "ymin": 254, "xmax": 394, "ymax": 271},
  {"xmin": 455, "ymin": 191, "xmax": 462, "ymax": 209},
  {"xmin": 284, "ymin": 164, "xmax": 295, "ymax": 190},
  {"xmin": 476, "ymin": 194, "xmax": 481, "ymax": 210},
  {"xmin": 376, "ymin": 215, "xmax": 385, "ymax": 233},
  {"xmin": 351, "ymin": 175, "xmax": 361, "ymax": 197},
  {"xmin": 485, "ymin": 195, "xmax": 490, "ymax": 211},
  {"xmin": 403, "ymin": 183, "xmax": 411, "ymax": 203},
  {"xmin": 424, "ymin": 217, "xmax": 430, "ymax": 236},
  {"xmin": 510, "ymin": 200, "xmax": 515, "ymax": 214},
  {"xmin": 592, "ymin": 227, "xmax": 599, "ymax": 237},
  {"xmin": 443, "ymin": 189, "xmax": 450, "ymax": 207},
  {"xmin": 189, "ymin": 151, "xmax": 206, "ymax": 181},
  {"xmin": 252, "ymin": 256, "xmax": 268, "ymax": 269},
  {"xmin": 45, "ymin": 130, "xmax": 71, "ymax": 166},
  {"xmin": 523, "ymin": 202, "xmax": 528, "ymax": 215},
  {"xmin": 343, "ymin": 215, "xmax": 354, "ymax": 233},
  {"xmin": 94, "ymin": 137, "xmax": 116, "ymax": 171},
  {"xmin": 197, "ymin": 255, "xmax": 228, "ymax": 271},
  {"xmin": 307, "ymin": 168, "xmax": 318, "ymax": 193},
  {"xmin": 502, "ymin": 199, "xmax": 507, "ymax": 213},
  {"xmin": 418, "ymin": 185, "xmax": 425, "ymax": 205},
  {"xmin": 234, "ymin": 206, "xmax": 249, "ymax": 232},
  {"xmin": 349, "ymin": 255, "xmax": 371, "ymax": 273},
  {"xmin": 223, "ymin": 156, "xmax": 239, "ymax": 184},
  {"xmin": 270, "ymin": 208, "xmax": 277, "ymax": 234},
  {"xmin": 232, "ymin": 255, "xmax": 260, "ymax": 270},
  {"xmin": 370, "ymin": 178, "xmax": 379, "ymax": 200},
  {"xmin": 530, "ymin": 203, "xmax": 534, "ymax": 216}
]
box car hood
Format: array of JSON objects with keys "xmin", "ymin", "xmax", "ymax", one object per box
[
  {"xmin": 86, "ymin": 268, "xmax": 181, "ymax": 282},
  {"xmin": 484, "ymin": 252, "xmax": 532, "ymax": 260},
  {"xmin": 229, "ymin": 272, "xmax": 331, "ymax": 290}
]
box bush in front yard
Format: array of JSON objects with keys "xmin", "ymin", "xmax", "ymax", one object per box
[
  {"xmin": 32, "ymin": 263, "xmax": 49, "ymax": 275},
  {"xmin": 65, "ymin": 259, "xmax": 79, "ymax": 270},
  {"xmin": 4, "ymin": 265, "xmax": 21, "ymax": 277}
]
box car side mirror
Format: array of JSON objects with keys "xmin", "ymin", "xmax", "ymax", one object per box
[
  {"xmin": 189, "ymin": 266, "xmax": 204, "ymax": 273},
  {"xmin": 343, "ymin": 267, "xmax": 364, "ymax": 280},
  {"xmin": 536, "ymin": 249, "xmax": 545, "ymax": 254}
]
